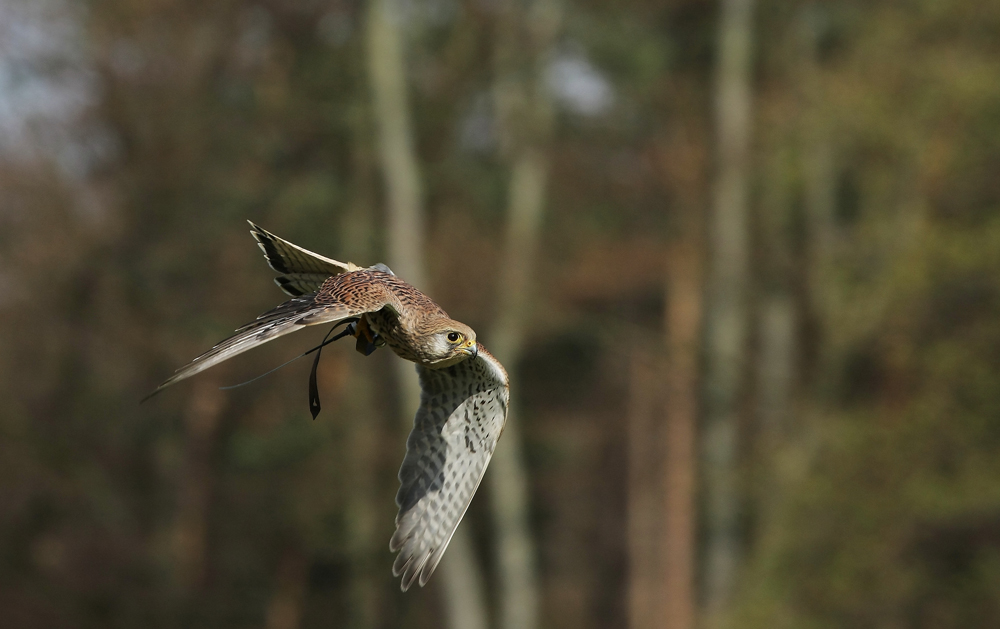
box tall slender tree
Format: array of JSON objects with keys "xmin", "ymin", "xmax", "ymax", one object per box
[
  {"xmin": 488, "ymin": 0, "xmax": 563, "ymax": 627},
  {"xmin": 663, "ymin": 239, "xmax": 702, "ymax": 629},
  {"xmin": 702, "ymin": 0, "xmax": 756, "ymax": 621},
  {"xmin": 628, "ymin": 349, "xmax": 662, "ymax": 629},
  {"xmin": 339, "ymin": 101, "xmax": 384, "ymax": 629},
  {"xmin": 365, "ymin": 1, "xmax": 488, "ymax": 627}
]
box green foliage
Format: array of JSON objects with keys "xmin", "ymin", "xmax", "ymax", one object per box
[{"xmin": 736, "ymin": 5, "xmax": 1000, "ymax": 626}]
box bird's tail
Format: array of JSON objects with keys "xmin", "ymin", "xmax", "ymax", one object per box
[
  {"xmin": 147, "ymin": 294, "xmax": 351, "ymax": 398},
  {"xmin": 249, "ymin": 221, "xmax": 361, "ymax": 296}
]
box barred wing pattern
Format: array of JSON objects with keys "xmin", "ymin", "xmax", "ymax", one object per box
[
  {"xmin": 248, "ymin": 221, "xmax": 359, "ymax": 296},
  {"xmin": 390, "ymin": 348, "xmax": 509, "ymax": 591}
]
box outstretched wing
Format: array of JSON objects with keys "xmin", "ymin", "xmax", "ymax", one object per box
[
  {"xmin": 148, "ymin": 270, "xmax": 398, "ymax": 397},
  {"xmin": 249, "ymin": 221, "xmax": 361, "ymax": 296},
  {"xmin": 390, "ymin": 347, "xmax": 509, "ymax": 591}
]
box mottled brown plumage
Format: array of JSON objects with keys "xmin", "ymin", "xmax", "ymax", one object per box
[
  {"xmin": 151, "ymin": 222, "xmax": 509, "ymax": 591},
  {"xmin": 314, "ymin": 268, "xmax": 478, "ymax": 367}
]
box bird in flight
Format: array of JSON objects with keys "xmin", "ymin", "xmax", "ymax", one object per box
[{"xmin": 151, "ymin": 222, "xmax": 509, "ymax": 591}]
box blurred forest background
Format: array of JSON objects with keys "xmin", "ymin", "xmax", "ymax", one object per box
[{"xmin": 2, "ymin": 0, "xmax": 1000, "ymax": 628}]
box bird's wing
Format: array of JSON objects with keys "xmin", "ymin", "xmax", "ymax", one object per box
[
  {"xmin": 390, "ymin": 347, "xmax": 509, "ymax": 591},
  {"xmin": 149, "ymin": 273, "xmax": 395, "ymax": 396},
  {"xmin": 248, "ymin": 221, "xmax": 361, "ymax": 296}
]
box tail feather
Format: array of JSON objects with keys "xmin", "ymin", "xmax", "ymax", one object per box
[
  {"xmin": 273, "ymin": 273, "xmax": 335, "ymax": 297},
  {"xmin": 248, "ymin": 220, "xmax": 357, "ymax": 275},
  {"xmin": 150, "ymin": 294, "xmax": 351, "ymax": 396}
]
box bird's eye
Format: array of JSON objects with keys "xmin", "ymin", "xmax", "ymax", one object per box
[{"xmin": 447, "ymin": 332, "xmax": 462, "ymax": 343}]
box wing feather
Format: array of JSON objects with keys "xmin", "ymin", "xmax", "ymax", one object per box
[
  {"xmin": 273, "ymin": 273, "xmax": 338, "ymax": 298},
  {"xmin": 390, "ymin": 347, "xmax": 509, "ymax": 590},
  {"xmin": 149, "ymin": 269, "xmax": 400, "ymax": 396},
  {"xmin": 248, "ymin": 221, "xmax": 360, "ymax": 296},
  {"xmin": 149, "ymin": 295, "xmax": 352, "ymax": 396}
]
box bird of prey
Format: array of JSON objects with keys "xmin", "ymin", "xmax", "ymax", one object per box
[{"xmin": 151, "ymin": 222, "xmax": 509, "ymax": 591}]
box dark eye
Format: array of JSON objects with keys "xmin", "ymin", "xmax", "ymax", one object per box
[{"xmin": 447, "ymin": 332, "xmax": 461, "ymax": 343}]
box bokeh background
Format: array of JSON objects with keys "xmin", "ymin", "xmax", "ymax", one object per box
[{"xmin": 3, "ymin": 0, "xmax": 1000, "ymax": 628}]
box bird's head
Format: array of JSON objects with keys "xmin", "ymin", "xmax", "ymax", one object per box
[{"xmin": 421, "ymin": 319, "xmax": 478, "ymax": 368}]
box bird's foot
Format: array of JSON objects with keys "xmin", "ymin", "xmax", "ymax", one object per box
[{"xmin": 353, "ymin": 315, "xmax": 383, "ymax": 356}]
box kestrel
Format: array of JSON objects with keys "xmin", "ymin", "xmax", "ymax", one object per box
[{"xmin": 151, "ymin": 222, "xmax": 509, "ymax": 591}]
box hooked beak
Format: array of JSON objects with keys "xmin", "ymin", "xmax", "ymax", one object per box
[{"xmin": 462, "ymin": 340, "xmax": 478, "ymax": 358}]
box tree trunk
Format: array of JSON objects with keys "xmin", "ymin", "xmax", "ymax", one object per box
[
  {"xmin": 702, "ymin": 0, "xmax": 755, "ymax": 621},
  {"xmin": 438, "ymin": 527, "xmax": 489, "ymax": 629},
  {"xmin": 366, "ymin": 0, "xmax": 426, "ymax": 293},
  {"xmin": 797, "ymin": 5, "xmax": 836, "ymax": 350},
  {"xmin": 627, "ymin": 349, "xmax": 661, "ymax": 629},
  {"xmin": 487, "ymin": 1, "xmax": 562, "ymax": 626},
  {"xmin": 753, "ymin": 162, "xmax": 796, "ymax": 538},
  {"xmin": 365, "ymin": 1, "xmax": 489, "ymax": 626},
  {"xmin": 487, "ymin": 150, "xmax": 547, "ymax": 629},
  {"xmin": 264, "ymin": 549, "xmax": 307, "ymax": 629},
  {"xmin": 340, "ymin": 107, "xmax": 383, "ymax": 629},
  {"xmin": 171, "ymin": 376, "xmax": 225, "ymax": 593},
  {"xmin": 663, "ymin": 242, "xmax": 702, "ymax": 629}
]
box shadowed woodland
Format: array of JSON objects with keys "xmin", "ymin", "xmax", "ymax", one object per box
[{"xmin": 2, "ymin": 0, "xmax": 1000, "ymax": 628}]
